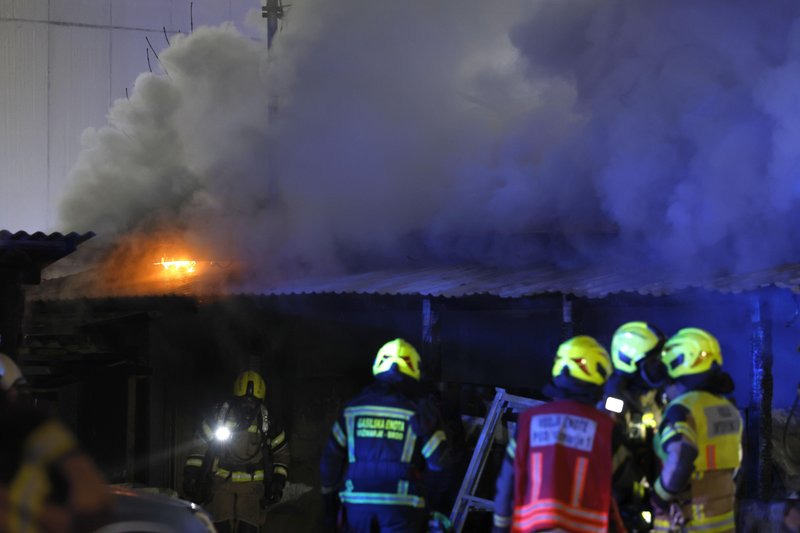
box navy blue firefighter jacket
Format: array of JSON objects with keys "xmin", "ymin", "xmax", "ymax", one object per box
[{"xmin": 320, "ymin": 378, "xmax": 451, "ymax": 510}]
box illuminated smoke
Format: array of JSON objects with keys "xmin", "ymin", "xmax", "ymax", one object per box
[{"xmin": 59, "ymin": 0, "xmax": 800, "ymax": 285}]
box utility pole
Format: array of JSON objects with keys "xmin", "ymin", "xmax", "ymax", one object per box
[
  {"xmin": 261, "ymin": 0, "xmax": 288, "ymax": 206},
  {"xmin": 261, "ymin": 0, "xmax": 286, "ymax": 49}
]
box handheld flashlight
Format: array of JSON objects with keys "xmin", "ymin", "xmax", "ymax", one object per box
[{"xmin": 215, "ymin": 426, "xmax": 231, "ymax": 442}]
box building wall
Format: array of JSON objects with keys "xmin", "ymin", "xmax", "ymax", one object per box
[
  {"xmin": 0, "ymin": 0, "xmax": 261, "ymax": 232},
  {"xmin": 23, "ymin": 286, "xmax": 800, "ymax": 519}
]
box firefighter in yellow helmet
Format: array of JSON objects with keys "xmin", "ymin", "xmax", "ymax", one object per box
[
  {"xmin": 603, "ymin": 322, "xmax": 668, "ymax": 531},
  {"xmin": 604, "ymin": 321, "xmax": 667, "ymax": 423},
  {"xmin": 493, "ymin": 336, "xmax": 635, "ymax": 532},
  {"xmin": 0, "ymin": 353, "xmax": 113, "ymax": 533},
  {"xmin": 183, "ymin": 370, "xmax": 290, "ymax": 533},
  {"xmin": 320, "ymin": 338, "xmax": 454, "ymax": 532},
  {"xmin": 651, "ymin": 328, "xmax": 742, "ymax": 532}
]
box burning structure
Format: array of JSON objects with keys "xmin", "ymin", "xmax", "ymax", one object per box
[
  {"xmin": 5, "ymin": 0, "xmax": 800, "ymax": 530},
  {"xmin": 17, "ymin": 240, "xmax": 800, "ymax": 530}
]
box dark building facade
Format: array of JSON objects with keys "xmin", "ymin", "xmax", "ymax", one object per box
[{"xmin": 19, "ymin": 263, "xmax": 800, "ymax": 530}]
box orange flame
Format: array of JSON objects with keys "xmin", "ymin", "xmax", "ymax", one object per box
[
  {"xmin": 89, "ymin": 229, "xmax": 240, "ymax": 297},
  {"xmin": 154, "ymin": 257, "xmax": 198, "ymax": 276}
]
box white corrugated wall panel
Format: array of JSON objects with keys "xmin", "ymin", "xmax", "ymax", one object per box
[
  {"xmin": 0, "ymin": 0, "xmax": 246, "ymax": 231},
  {"xmin": 231, "ymin": 0, "xmax": 261, "ymax": 31},
  {"xmin": 110, "ymin": 27, "xmax": 166, "ymax": 103},
  {"xmin": 109, "ymin": 0, "xmax": 182, "ymax": 105},
  {"xmin": 48, "ymin": 25, "xmax": 111, "ymax": 231},
  {"xmin": 189, "ymin": 0, "xmax": 234, "ymax": 29},
  {"xmin": 50, "ymin": 0, "xmax": 110, "ymax": 26},
  {"xmin": 111, "ymin": 0, "xmax": 181, "ymax": 32},
  {"xmin": 0, "ymin": 20, "xmax": 49, "ymax": 231},
  {"xmin": 0, "ymin": 0, "xmax": 48, "ymax": 19},
  {"xmin": 168, "ymin": 0, "xmax": 193, "ymax": 34}
]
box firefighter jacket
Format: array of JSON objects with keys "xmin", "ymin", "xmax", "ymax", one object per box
[
  {"xmin": 652, "ymin": 389, "xmax": 742, "ymax": 533},
  {"xmin": 493, "ymin": 399, "xmax": 616, "ymax": 533},
  {"xmin": 603, "ymin": 391, "xmax": 662, "ymax": 531},
  {"xmin": 0, "ymin": 402, "xmax": 112, "ymax": 533},
  {"xmin": 184, "ymin": 399, "xmax": 290, "ymax": 490},
  {"xmin": 319, "ymin": 379, "xmax": 451, "ymax": 512},
  {"xmin": 604, "ymin": 372, "xmax": 663, "ymax": 443}
]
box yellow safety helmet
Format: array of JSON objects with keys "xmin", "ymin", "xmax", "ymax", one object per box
[
  {"xmin": 233, "ymin": 370, "xmax": 267, "ymax": 400},
  {"xmin": 611, "ymin": 322, "xmax": 665, "ymax": 374},
  {"xmin": 373, "ymin": 338, "xmax": 422, "ymax": 381},
  {"xmin": 552, "ymin": 336, "xmax": 612, "ymax": 386},
  {"xmin": 661, "ymin": 328, "xmax": 722, "ymax": 379}
]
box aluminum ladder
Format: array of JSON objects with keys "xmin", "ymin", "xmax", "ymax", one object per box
[{"xmin": 449, "ymin": 387, "xmax": 542, "ymax": 533}]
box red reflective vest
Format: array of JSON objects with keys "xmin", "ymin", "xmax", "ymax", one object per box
[{"xmin": 512, "ymin": 400, "xmax": 614, "ymax": 533}]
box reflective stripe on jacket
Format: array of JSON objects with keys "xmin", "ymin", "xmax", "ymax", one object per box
[
  {"xmin": 656, "ymin": 391, "xmax": 742, "ymax": 471},
  {"xmin": 184, "ymin": 400, "xmax": 290, "ymax": 484},
  {"xmin": 510, "ymin": 400, "xmax": 614, "ymax": 533},
  {"xmin": 319, "ymin": 381, "xmax": 450, "ymax": 509}
]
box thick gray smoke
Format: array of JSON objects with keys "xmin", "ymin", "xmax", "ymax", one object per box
[{"xmin": 59, "ymin": 0, "xmax": 800, "ymax": 285}]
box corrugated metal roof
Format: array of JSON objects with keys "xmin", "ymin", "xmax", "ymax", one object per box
[
  {"xmin": 257, "ymin": 263, "xmax": 800, "ymax": 299},
  {"xmin": 0, "ymin": 230, "xmax": 95, "ymax": 246},
  {"xmin": 0, "ymin": 230, "xmax": 95, "ymax": 284},
  {"xmin": 30, "ymin": 248, "xmax": 800, "ymax": 300}
]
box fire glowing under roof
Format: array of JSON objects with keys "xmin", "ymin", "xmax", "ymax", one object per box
[
  {"xmin": 30, "ymin": 261, "xmax": 800, "ymax": 301},
  {"xmin": 23, "ymin": 225, "xmax": 800, "ymax": 300}
]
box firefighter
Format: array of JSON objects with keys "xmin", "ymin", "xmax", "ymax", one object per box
[
  {"xmin": 183, "ymin": 370, "xmax": 290, "ymax": 533},
  {"xmin": 0, "ymin": 353, "xmax": 113, "ymax": 533},
  {"xmin": 319, "ymin": 338, "xmax": 453, "ymax": 532},
  {"xmin": 493, "ymin": 335, "xmax": 635, "ymax": 533},
  {"xmin": 652, "ymin": 328, "xmax": 742, "ymax": 532},
  {"xmin": 604, "ymin": 321, "xmax": 667, "ymax": 430},
  {"xmin": 603, "ymin": 321, "xmax": 668, "ymax": 530}
]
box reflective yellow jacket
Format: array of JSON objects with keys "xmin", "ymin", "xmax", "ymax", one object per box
[{"xmin": 653, "ymin": 390, "xmax": 742, "ymax": 533}]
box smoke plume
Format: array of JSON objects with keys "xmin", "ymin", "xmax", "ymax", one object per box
[{"xmin": 59, "ymin": 0, "xmax": 800, "ymax": 287}]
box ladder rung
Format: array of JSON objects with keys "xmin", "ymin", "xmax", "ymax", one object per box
[{"xmin": 463, "ymin": 495, "xmax": 493, "ymax": 510}]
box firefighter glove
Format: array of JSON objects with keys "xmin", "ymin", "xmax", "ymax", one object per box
[
  {"xmin": 263, "ymin": 473, "xmax": 286, "ymax": 506},
  {"xmin": 651, "ymin": 477, "xmax": 687, "ymax": 518},
  {"xmin": 428, "ymin": 511, "xmax": 454, "ymax": 533}
]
